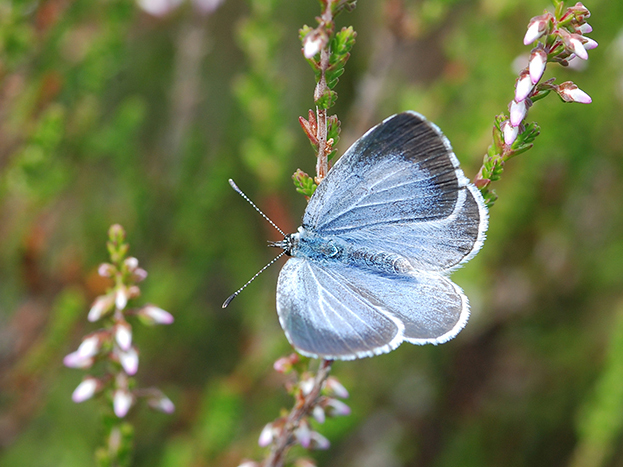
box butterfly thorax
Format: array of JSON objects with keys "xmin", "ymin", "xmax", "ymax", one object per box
[{"xmin": 286, "ymin": 227, "xmax": 414, "ymax": 276}]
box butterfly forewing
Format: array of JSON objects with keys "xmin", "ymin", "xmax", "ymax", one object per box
[{"xmin": 302, "ymin": 112, "xmax": 487, "ymax": 272}]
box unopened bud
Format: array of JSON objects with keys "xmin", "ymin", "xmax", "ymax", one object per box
[
  {"xmin": 72, "ymin": 377, "xmax": 102, "ymax": 403},
  {"xmin": 302, "ymin": 30, "xmax": 328, "ymax": 59},
  {"xmin": 523, "ymin": 14, "xmax": 551, "ymax": 45},
  {"xmin": 557, "ymin": 81, "xmax": 592, "ymax": 103},
  {"xmin": 98, "ymin": 263, "xmax": 115, "ymax": 277},
  {"xmin": 502, "ymin": 121, "xmax": 519, "ymax": 146},
  {"xmin": 509, "ymin": 99, "xmax": 527, "ymax": 127},
  {"xmin": 515, "ymin": 70, "xmax": 533, "ymax": 102},
  {"xmin": 258, "ymin": 423, "xmax": 275, "ymax": 447},
  {"xmin": 88, "ymin": 294, "xmax": 115, "ymax": 322},
  {"xmin": 117, "ymin": 346, "xmax": 139, "ymax": 375},
  {"xmin": 113, "ymin": 388, "xmax": 134, "ymax": 418},
  {"xmin": 137, "ymin": 305, "xmax": 174, "ymax": 325},
  {"xmin": 529, "ymin": 48, "xmax": 547, "ymax": 84},
  {"xmin": 115, "ymin": 321, "xmax": 132, "ymax": 351}
]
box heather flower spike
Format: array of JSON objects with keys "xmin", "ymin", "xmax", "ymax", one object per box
[
  {"xmin": 64, "ymin": 224, "xmax": 174, "ymax": 463},
  {"xmin": 475, "ymin": 0, "xmax": 595, "ymax": 208}
]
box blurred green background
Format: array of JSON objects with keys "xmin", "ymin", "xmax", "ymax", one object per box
[{"xmin": 1, "ymin": 0, "xmax": 623, "ymax": 466}]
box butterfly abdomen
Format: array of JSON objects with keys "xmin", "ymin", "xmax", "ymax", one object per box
[{"xmin": 292, "ymin": 229, "xmax": 413, "ymax": 276}]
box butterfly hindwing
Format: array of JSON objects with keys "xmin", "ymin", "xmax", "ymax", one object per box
[{"xmin": 276, "ymin": 257, "xmax": 469, "ymax": 360}]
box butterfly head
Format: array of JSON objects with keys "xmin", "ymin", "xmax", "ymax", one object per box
[{"xmin": 269, "ymin": 232, "xmax": 300, "ymax": 256}]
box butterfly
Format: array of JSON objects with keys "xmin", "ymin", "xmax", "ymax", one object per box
[
  {"xmin": 271, "ymin": 111, "xmax": 488, "ymax": 360},
  {"xmin": 226, "ymin": 111, "xmax": 488, "ymax": 361}
]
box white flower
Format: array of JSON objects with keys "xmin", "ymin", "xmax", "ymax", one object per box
[
  {"xmin": 502, "ymin": 121, "xmax": 519, "ymax": 146},
  {"xmin": 529, "ymin": 48, "xmax": 547, "ymax": 84},
  {"xmin": 118, "ymin": 346, "xmax": 139, "ymax": 375},
  {"xmin": 510, "ymin": 100, "xmax": 527, "ymax": 127},
  {"xmin": 558, "ymin": 82, "xmax": 592, "ymax": 104},
  {"xmin": 113, "ymin": 389, "xmax": 134, "ymax": 418},
  {"xmin": 515, "ymin": 71, "xmax": 533, "ymax": 102},
  {"xmin": 77, "ymin": 334, "xmax": 101, "ymax": 358},
  {"xmin": 324, "ymin": 398, "xmax": 351, "ymax": 417},
  {"xmin": 325, "ymin": 376, "xmax": 349, "ymax": 399},
  {"xmin": 312, "ymin": 405, "xmax": 326, "ymax": 424},
  {"xmin": 115, "ymin": 288, "xmax": 128, "ymax": 311},
  {"xmin": 115, "ymin": 321, "xmax": 132, "ymax": 351},
  {"xmin": 309, "ymin": 431, "xmax": 330, "ymax": 450},
  {"xmin": 63, "ymin": 351, "xmax": 94, "ymax": 369},
  {"xmin": 88, "ymin": 294, "xmax": 114, "ymax": 322},
  {"xmin": 138, "ymin": 305, "xmax": 174, "ymax": 325},
  {"xmin": 258, "ymin": 423, "xmax": 275, "ymax": 447},
  {"xmin": 72, "ymin": 377, "xmax": 101, "ymax": 403},
  {"xmin": 583, "ymin": 37, "xmax": 598, "ymax": 51},
  {"xmin": 570, "ymin": 36, "xmax": 588, "ymax": 60},
  {"xmin": 148, "ymin": 395, "xmax": 175, "ymax": 414},
  {"xmin": 577, "ymin": 23, "xmax": 592, "ymax": 34}
]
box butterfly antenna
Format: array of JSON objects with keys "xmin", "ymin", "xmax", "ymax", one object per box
[
  {"xmin": 222, "ymin": 250, "xmax": 287, "ymax": 308},
  {"xmin": 228, "ymin": 179, "xmax": 286, "ymax": 237}
]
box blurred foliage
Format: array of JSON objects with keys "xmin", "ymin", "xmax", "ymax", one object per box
[{"xmin": 0, "ymin": 0, "xmax": 622, "ymax": 466}]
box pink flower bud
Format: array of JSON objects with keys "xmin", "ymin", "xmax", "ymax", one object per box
[
  {"xmin": 324, "ymin": 398, "xmax": 351, "ymax": 417},
  {"xmin": 273, "ymin": 353, "xmax": 299, "ymax": 373},
  {"xmin": 138, "ymin": 305, "xmax": 174, "ymax": 325},
  {"xmin": 133, "ymin": 268, "xmax": 148, "ymax": 282},
  {"xmin": 72, "ymin": 377, "xmax": 102, "ymax": 403},
  {"xmin": 510, "ymin": 100, "xmax": 527, "ymax": 127},
  {"xmin": 502, "ymin": 121, "xmax": 519, "ymax": 146},
  {"xmin": 192, "ymin": 0, "xmax": 224, "ymax": 14},
  {"xmin": 583, "ymin": 37, "xmax": 598, "ymax": 51},
  {"xmin": 560, "ymin": 29, "xmax": 588, "ymax": 60},
  {"xmin": 98, "ymin": 263, "xmax": 115, "ymax": 277},
  {"xmin": 118, "ymin": 346, "xmax": 139, "ymax": 375},
  {"xmin": 309, "ymin": 431, "xmax": 330, "ymax": 450},
  {"xmin": 300, "ymin": 377, "xmax": 315, "ymax": 396},
  {"xmin": 88, "ymin": 294, "xmax": 115, "ymax": 322},
  {"xmin": 312, "ymin": 405, "xmax": 326, "ymax": 424},
  {"xmin": 63, "ymin": 351, "xmax": 94, "ymax": 369},
  {"xmin": 515, "ymin": 71, "xmax": 533, "ymax": 102},
  {"xmin": 148, "ymin": 394, "xmax": 175, "ymax": 414},
  {"xmin": 137, "ymin": 0, "xmax": 183, "ymax": 17},
  {"xmin": 115, "ymin": 288, "xmax": 128, "ymax": 310},
  {"xmin": 295, "ymin": 422, "xmax": 312, "ymax": 448},
  {"xmin": 258, "ymin": 423, "xmax": 275, "ymax": 447},
  {"xmin": 523, "ymin": 14, "xmax": 551, "ymax": 45},
  {"xmin": 302, "ymin": 30, "xmax": 327, "ymax": 59},
  {"xmin": 124, "ymin": 257, "xmax": 139, "ymax": 271},
  {"xmin": 325, "ymin": 377, "xmax": 349, "ymax": 399},
  {"xmin": 115, "ymin": 321, "xmax": 132, "ymax": 351},
  {"xmin": 557, "ymin": 82, "xmax": 592, "ymax": 103},
  {"xmin": 113, "ymin": 388, "xmax": 134, "ymax": 418},
  {"xmin": 577, "ymin": 23, "xmax": 592, "ymax": 34},
  {"xmin": 529, "ymin": 48, "xmax": 547, "ymax": 84},
  {"xmin": 77, "ymin": 334, "xmax": 102, "ymax": 358},
  {"xmin": 237, "ymin": 462, "xmax": 260, "ymax": 467}
]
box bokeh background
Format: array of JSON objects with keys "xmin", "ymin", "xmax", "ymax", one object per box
[{"xmin": 1, "ymin": 0, "xmax": 623, "ymax": 466}]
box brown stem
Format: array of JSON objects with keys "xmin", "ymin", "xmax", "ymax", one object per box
[{"xmin": 262, "ymin": 359, "xmax": 333, "ymax": 467}]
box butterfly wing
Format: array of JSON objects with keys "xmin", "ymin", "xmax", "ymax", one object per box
[
  {"xmin": 303, "ymin": 111, "xmax": 487, "ymax": 272},
  {"xmin": 276, "ymin": 257, "xmax": 468, "ymax": 360}
]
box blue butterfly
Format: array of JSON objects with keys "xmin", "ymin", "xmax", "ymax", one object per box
[{"xmin": 229, "ymin": 111, "xmax": 488, "ymax": 361}]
